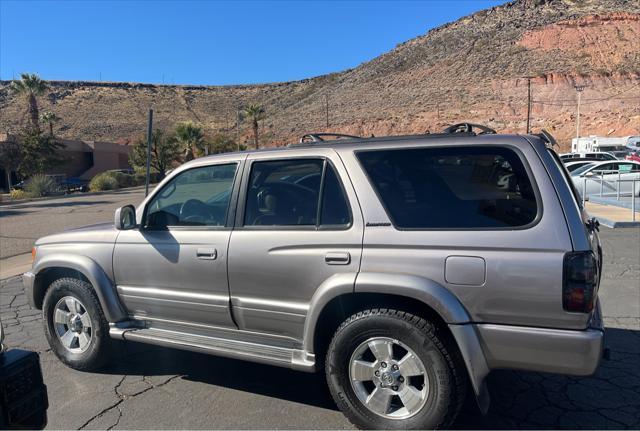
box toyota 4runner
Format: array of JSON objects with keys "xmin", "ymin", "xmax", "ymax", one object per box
[{"xmin": 24, "ymin": 124, "xmax": 605, "ymax": 429}]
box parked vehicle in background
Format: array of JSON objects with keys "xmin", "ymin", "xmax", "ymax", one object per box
[
  {"xmin": 564, "ymin": 160, "xmax": 595, "ymax": 173},
  {"xmin": 625, "ymin": 151, "xmax": 640, "ymax": 163},
  {"xmin": 571, "ymin": 135, "xmax": 640, "ymax": 154},
  {"xmin": 560, "ymin": 152, "xmax": 616, "ymax": 161},
  {"xmin": 23, "ymin": 125, "xmax": 606, "ymax": 429},
  {"xmin": 609, "ymin": 149, "xmax": 632, "ymax": 160},
  {"xmin": 62, "ymin": 177, "xmax": 90, "ymax": 193},
  {"xmin": 571, "ymin": 160, "xmax": 640, "ymax": 199},
  {"xmin": 0, "ymin": 318, "xmax": 48, "ymax": 429}
]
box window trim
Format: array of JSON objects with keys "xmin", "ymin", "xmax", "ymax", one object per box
[
  {"xmin": 141, "ymin": 161, "xmax": 241, "ymax": 231},
  {"xmin": 235, "ymin": 156, "xmax": 353, "ymax": 231},
  {"xmin": 355, "ymin": 144, "xmax": 544, "ymax": 232}
]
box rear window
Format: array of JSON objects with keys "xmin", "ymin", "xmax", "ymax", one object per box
[{"xmin": 357, "ymin": 146, "xmax": 539, "ymax": 229}]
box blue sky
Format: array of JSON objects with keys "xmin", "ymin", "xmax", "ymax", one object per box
[{"xmin": 0, "ymin": 0, "xmax": 503, "ymax": 85}]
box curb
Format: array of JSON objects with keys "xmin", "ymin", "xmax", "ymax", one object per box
[{"xmin": 592, "ymin": 215, "xmax": 640, "ymax": 228}]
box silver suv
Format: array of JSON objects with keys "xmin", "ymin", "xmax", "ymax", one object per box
[{"xmin": 24, "ymin": 125, "xmax": 605, "ymax": 429}]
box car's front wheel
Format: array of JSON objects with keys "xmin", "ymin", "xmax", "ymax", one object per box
[
  {"xmin": 43, "ymin": 277, "xmax": 112, "ymax": 371},
  {"xmin": 325, "ymin": 309, "xmax": 466, "ymax": 430}
]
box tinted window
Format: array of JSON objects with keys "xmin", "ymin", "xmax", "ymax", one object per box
[
  {"xmin": 146, "ymin": 164, "xmax": 236, "ymax": 228},
  {"xmin": 244, "ymin": 159, "xmax": 323, "ymax": 226},
  {"xmin": 320, "ymin": 164, "xmax": 350, "ymax": 226},
  {"xmin": 358, "ymin": 147, "xmax": 538, "ymax": 229},
  {"xmin": 593, "ymin": 163, "xmax": 616, "ymax": 173},
  {"xmin": 244, "ymin": 159, "xmax": 350, "ymax": 227}
]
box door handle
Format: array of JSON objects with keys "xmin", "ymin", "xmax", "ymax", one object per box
[
  {"xmin": 325, "ymin": 252, "xmax": 350, "ymax": 265},
  {"xmin": 196, "ymin": 248, "xmax": 217, "ymax": 260}
]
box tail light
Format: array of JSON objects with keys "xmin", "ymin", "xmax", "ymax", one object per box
[{"xmin": 563, "ymin": 251, "xmax": 598, "ymax": 313}]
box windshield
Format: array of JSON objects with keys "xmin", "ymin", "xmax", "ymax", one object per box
[
  {"xmin": 566, "ymin": 162, "xmax": 593, "ymax": 173},
  {"xmin": 571, "ymin": 164, "xmax": 596, "ymax": 176}
]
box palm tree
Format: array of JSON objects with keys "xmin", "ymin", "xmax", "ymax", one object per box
[
  {"xmin": 243, "ymin": 104, "xmax": 265, "ymax": 149},
  {"xmin": 174, "ymin": 121, "xmax": 205, "ymax": 161},
  {"xmin": 11, "ymin": 73, "xmax": 48, "ymax": 131},
  {"xmin": 40, "ymin": 111, "xmax": 60, "ymax": 136}
]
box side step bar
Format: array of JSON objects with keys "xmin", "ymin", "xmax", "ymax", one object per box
[{"xmin": 109, "ymin": 326, "xmax": 316, "ymax": 372}]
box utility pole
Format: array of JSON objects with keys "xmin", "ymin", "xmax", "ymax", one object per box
[
  {"xmin": 145, "ymin": 109, "xmax": 153, "ymax": 197},
  {"xmin": 236, "ymin": 106, "xmax": 242, "ymax": 151},
  {"xmin": 575, "ymin": 85, "xmax": 585, "ymax": 140},
  {"xmin": 526, "ymin": 77, "xmax": 532, "ymax": 134},
  {"xmin": 325, "ymin": 94, "xmax": 329, "ymax": 128}
]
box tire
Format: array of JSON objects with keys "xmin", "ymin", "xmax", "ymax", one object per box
[
  {"xmin": 42, "ymin": 277, "xmax": 112, "ymax": 371},
  {"xmin": 325, "ymin": 309, "xmax": 466, "ymax": 430}
]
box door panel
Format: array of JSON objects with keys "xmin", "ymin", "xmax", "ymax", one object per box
[
  {"xmin": 114, "ymin": 229, "xmax": 235, "ymax": 327},
  {"xmin": 228, "ymin": 150, "xmax": 364, "ymax": 341},
  {"xmin": 113, "ymin": 161, "xmax": 241, "ymax": 329}
]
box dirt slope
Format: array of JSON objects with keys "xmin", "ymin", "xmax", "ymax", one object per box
[{"xmin": 1, "ymin": 0, "xmax": 638, "ymax": 151}]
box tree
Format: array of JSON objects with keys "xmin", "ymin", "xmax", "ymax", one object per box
[
  {"xmin": 0, "ymin": 139, "xmax": 23, "ymax": 190},
  {"xmin": 206, "ymin": 134, "xmax": 246, "ymax": 155},
  {"xmin": 40, "ymin": 111, "xmax": 60, "ymax": 136},
  {"xmin": 11, "ymin": 73, "xmax": 49, "ymax": 131},
  {"xmin": 17, "ymin": 128, "xmax": 65, "ymax": 178},
  {"xmin": 174, "ymin": 121, "xmax": 205, "ymax": 161},
  {"xmin": 129, "ymin": 129, "xmax": 181, "ymax": 180},
  {"xmin": 243, "ymin": 104, "xmax": 265, "ymax": 149}
]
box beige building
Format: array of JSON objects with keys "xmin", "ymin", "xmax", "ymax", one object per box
[{"xmin": 0, "ymin": 132, "xmax": 132, "ymax": 191}]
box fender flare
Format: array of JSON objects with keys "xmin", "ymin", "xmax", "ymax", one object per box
[
  {"xmin": 303, "ymin": 271, "xmax": 490, "ymax": 413},
  {"xmin": 31, "ymin": 253, "xmax": 127, "ymax": 323}
]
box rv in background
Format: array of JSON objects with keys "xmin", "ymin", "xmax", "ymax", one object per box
[{"xmin": 571, "ymin": 135, "xmax": 640, "ymax": 158}]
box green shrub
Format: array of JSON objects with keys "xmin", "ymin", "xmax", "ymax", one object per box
[
  {"xmin": 9, "ymin": 189, "xmax": 28, "ymax": 200},
  {"xmin": 89, "ymin": 172, "xmax": 118, "ymax": 192},
  {"xmin": 109, "ymin": 171, "xmax": 136, "ymax": 188},
  {"xmin": 134, "ymin": 172, "xmax": 162, "ymax": 185},
  {"xmin": 25, "ymin": 174, "xmax": 57, "ymax": 197}
]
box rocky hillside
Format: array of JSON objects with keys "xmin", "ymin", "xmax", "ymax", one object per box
[{"xmin": 1, "ymin": 0, "xmax": 639, "ymax": 151}]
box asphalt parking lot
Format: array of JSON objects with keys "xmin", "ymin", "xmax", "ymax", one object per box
[
  {"xmin": 0, "ymin": 225, "xmax": 638, "ymax": 429},
  {"xmin": 0, "ymin": 188, "xmax": 148, "ymax": 259}
]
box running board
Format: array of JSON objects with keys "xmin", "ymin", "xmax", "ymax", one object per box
[{"xmin": 109, "ymin": 326, "xmax": 316, "ymax": 372}]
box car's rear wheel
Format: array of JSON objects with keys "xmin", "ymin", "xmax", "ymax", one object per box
[
  {"xmin": 325, "ymin": 309, "xmax": 466, "ymax": 430},
  {"xmin": 43, "ymin": 277, "xmax": 112, "ymax": 371}
]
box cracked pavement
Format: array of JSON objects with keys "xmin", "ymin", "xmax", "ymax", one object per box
[{"xmin": 0, "ymin": 227, "xmax": 638, "ymax": 429}]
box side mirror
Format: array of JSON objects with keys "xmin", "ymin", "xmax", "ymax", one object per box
[
  {"xmin": 583, "ymin": 171, "xmax": 595, "ymax": 177},
  {"xmin": 115, "ymin": 205, "xmax": 136, "ymax": 230}
]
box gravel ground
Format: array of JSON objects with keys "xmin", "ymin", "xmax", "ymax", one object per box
[{"xmin": 0, "ymin": 227, "xmax": 638, "ymax": 429}]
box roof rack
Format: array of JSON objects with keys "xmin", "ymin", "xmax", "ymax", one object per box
[
  {"xmin": 298, "ymin": 133, "xmax": 362, "ymax": 144},
  {"xmin": 536, "ymin": 129, "xmax": 558, "ymax": 147},
  {"xmin": 443, "ymin": 123, "xmax": 496, "ymax": 135}
]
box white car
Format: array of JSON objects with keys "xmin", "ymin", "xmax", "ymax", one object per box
[{"xmin": 571, "ymin": 160, "xmax": 640, "ymax": 198}]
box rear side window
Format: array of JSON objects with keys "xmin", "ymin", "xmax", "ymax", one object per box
[
  {"xmin": 357, "ymin": 146, "xmax": 539, "ymax": 229},
  {"xmin": 244, "ymin": 158, "xmax": 350, "ymax": 227}
]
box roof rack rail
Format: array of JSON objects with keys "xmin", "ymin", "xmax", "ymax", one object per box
[
  {"xmin": 537, "ymin": 129, "xmax": 558, "ymax": 147},
  {"xmin": 443, "ymin": 123, "xmax": 496, "ymax": 135},
  {"xmin": 298, "ymin": 133, "xmax": 362, "ymax": 144}
]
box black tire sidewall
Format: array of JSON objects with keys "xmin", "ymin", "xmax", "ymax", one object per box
[
  {"xmin": 326, "ymin": 312, "xmax": 457, "ymax": 430},
  {"xmin": 43, "ymin": 278, "xmax": 109, "ymax": 370}
]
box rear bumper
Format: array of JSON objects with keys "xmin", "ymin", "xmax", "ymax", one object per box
[{"xmin": 476, "ymin": 308, "xmax": 604, "ymax": 376}]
